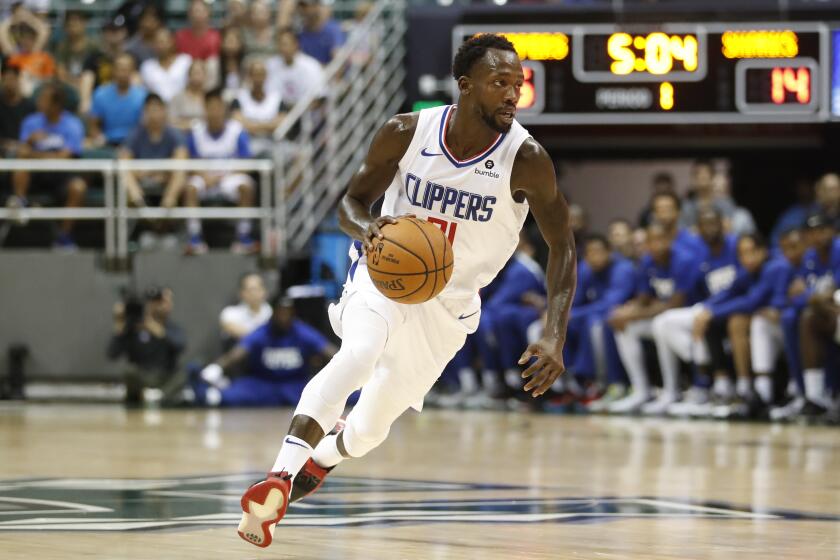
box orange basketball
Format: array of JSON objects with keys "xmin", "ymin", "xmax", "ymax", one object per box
[{"xmin": 366, "ymin": 216, "xmax": 454, "ymax": 304}]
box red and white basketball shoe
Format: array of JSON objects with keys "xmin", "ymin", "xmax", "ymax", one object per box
[
  {"xmin": 237, "ymin": 471, "xmax": 292, "ymax": 548},
  {"xmin": 290, "ymin": 419, "xmax": 345, "ymax": 503}
]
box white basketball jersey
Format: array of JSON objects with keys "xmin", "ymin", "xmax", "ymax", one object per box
[{"xmin": 349, "ymin": 104, "xmax": 531, "ymax": 305}]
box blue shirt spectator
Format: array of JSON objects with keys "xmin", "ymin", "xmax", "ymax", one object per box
[
  {"xmin": 486, "ymin": 252, "xmax": 546, "ymax": 308},
  {"xmin": 637, "ymin": 248, "xmax": 699, "ymax": 303},
  {"xmin": 19, "ymin": 110, "xmax": 84, "ymax": 155},
  {"xmin": 88, "ymin": 53, "xmax": 146, "ymax": 145},
  {"xmin": 297, "ymin": 4, "xmax": 345, "ymax": 64},
  {"xmin": 240, "ymin": 319, "xmax": 330, "ymax": 380},
  {"xmin": 91, "ymin": 83, "xmax": 147, "ymax": 144},
  {"xmin": 694, "ymin": 233, "xmax": 739, "ymax": 299},
  {"xmin": 573, "ymin": 254, "xmax": 636, "ymax": 317}
]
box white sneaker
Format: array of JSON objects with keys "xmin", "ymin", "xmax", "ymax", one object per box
[
  {"xmin": 607, "ymin": 392, "xmax": 651, "ymax": 414},
  {"xmin": 587, "ymin": 384, "xmax": 627, "ymax": 412},
  {"xmin": 770, "ymin": 397, "xmax": 806, "ymax": 421},
  {"xmin": 667, "ymin": 387, "xmax": 710, "ymax": 417},
  {"xmin": 641, "ymin": 393, "xmax": 680, "ymax": 415}
]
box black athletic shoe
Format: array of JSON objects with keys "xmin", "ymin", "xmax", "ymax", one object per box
[{"xmin": 799, "ymin": 400, "xmax": 828, "ymax": 418}]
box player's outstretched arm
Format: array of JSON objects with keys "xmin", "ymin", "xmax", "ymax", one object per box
[
  {"xmin": 338, "ymin": 113, "xmax": 418, "ymax": 252},
  {"xmin": 511, "ymin": 139, "xmax": 577, "ymax": 397}
]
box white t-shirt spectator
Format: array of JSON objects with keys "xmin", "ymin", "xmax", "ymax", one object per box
[
  {"xmin": 265, "ymin": 52, "xmax": 324, "ymax": 105},
  {"xmin": 140, "ymin": 54, "xmax": 192, "ymax": 102},
  {"xmin": 233, "ymin": 89, "xmax": 283, "ymax": 125},
  {"xmin": 220, "ymin": 302, "xmax": 272, "ymax": 339}
]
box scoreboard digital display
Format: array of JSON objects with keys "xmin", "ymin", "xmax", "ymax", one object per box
[{"xmin": 452, "ymin": 23, "xmax": 830, "ymax": 125}]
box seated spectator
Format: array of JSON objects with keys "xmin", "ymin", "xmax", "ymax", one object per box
[
  {"xmin": 607, "ymin": 223, "xmax": 698, "ymax": 413},
  {"xmin": 607, "ymin": 218, "xmax": 634, "ymax": 261},
  {"xmin": 11, "ymin": 82, "xmax": 86, "ymax": 250},
  {"xmin": 566, "ymin": 235, "xmax": 635, "ymax": 411},
  {"xmin": 644, "ymin": 209, "xmax": 739, "ymax": 415},
  {"xmin": 750, "ymin": 228, "xmax": 808, "ymax": 420},
  {"xmin": 53, "ymin": 10, "xmax": 98, "ymax": 92},
  {"xmin": 126, "ymin": 4, "xmax": 163, "ymax": 65},
  {"xmin": 140, "ymin": 28, "xmax": 192, "ymax": 103},
  {"xmin": 0, "ymin": 4, "xmax": 49, "ymax": 59},
  {"xmin": 220, "ymin": 272, "xmax": 272, "ymax": 343},
  {"xmin": 771, "ymin": 178, "xmax": 814, "ymax": 246},
  {"xmin": 107, "ymin": 286, "xmax": 186, "ymax": 406},
  {"xmin": 79, "ymin": 17, "xmax": 130, "ymax": 114},
  {"xmin": 88, "ymin": 53, "xmax": 146, "ymax": 147},
  {"xmin": 219, "ymin": 26, "xmax": 246, "ymax": 93},
  {"xmin": 242, "ymin": 0, "xmax": 276, "ymax": 62},
  {"xmin": 297, "ymin": 0, "xmax": 345, "ymax": 65},
  {"xmin": 184, "ymin": 89, "xmax": 256, "ymax": 255},
  {"xmin": 1, "ymin": 8, "xmax": 54, "ymax": 96},
  {"xmin": 637, "ymin": 172, "xmax": 675, "ymax": 228},
  {"xmin": 194, "ymin": 295, "xmax": 336, "ymax": 407},
  {"xmin": 232, "ymin": 59, "xmax": 285, "ymax": 155},
  {"xmin": 712, "ymin": 172, "xmax": 757, "ymax": 235},
  {"xmin": 224, "ymin": 0, "xmax": 249, "ymax": 29},
  {"xmin": 0, "ymin": 64, "xmax": 35, "ymax": 156},
  {"xmin": 119, "ymin": 94, "xmax": 188, "ymax": 208},
  {"xmin": 175, "ymin": 0, "xmax": 221, "ymax": 61},
  {"xmin": 631, "ymin": 226, "xmax": 647, "ymax": 263},
  {"xmin": 811, "ymin": 173, "xmax": 840, "ymax": 229},
  {"xmin": 680, "ymin": 159, "xmax": 736, "ymax": 230},
  {"xmin": 266, "ymin": 28, "xmax": 324, "ymax": 105},
  {"xmin": 651, "ymin": 191, "xmax": 705, "ymax": 257},
  {"xmin": 169, "ymin": 59, "xmax": 208, "ymax": 130}
]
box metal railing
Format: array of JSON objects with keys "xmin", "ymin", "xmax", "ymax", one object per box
[
  {"xmin": 0, "ymin": 159, "xmax": 275, "ymax": 263},
  {"xmin": 274, "ymin": 0, "xmax": 407, "ymax": 252}
]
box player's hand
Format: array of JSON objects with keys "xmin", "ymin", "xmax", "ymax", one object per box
[
  {"xmin": 362, "ymin": 215, "xmax": 398, "ymax": 252},
  {"xmin": 518, "ymin": 337, "xmax": 566, "ymax": 398}
]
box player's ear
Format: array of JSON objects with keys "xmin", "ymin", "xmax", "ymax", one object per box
[{"xmin": 457, "ymin": 75, "xmax": 472, "ymax": 96}]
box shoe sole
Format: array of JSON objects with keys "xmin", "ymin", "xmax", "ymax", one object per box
[{"xmin": 237, "ymin": 480, "xmax": 289, "ymax": 548}]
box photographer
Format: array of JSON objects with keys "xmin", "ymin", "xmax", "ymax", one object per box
[{"xmin": 107, "ymin": 286, "xmax": 187, "ymax": 406}]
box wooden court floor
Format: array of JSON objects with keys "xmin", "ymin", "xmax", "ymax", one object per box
[{"xmin": 1, "ymin": 403, "xmax": 840, "ymax": 559}]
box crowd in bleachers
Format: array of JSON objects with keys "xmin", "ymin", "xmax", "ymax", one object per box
[
  {"xmin": 430, "ymin": 161, "xmax": 840, "ymax": 424},
  {"xmin": 0, "ymin": 0, "xmax": 357, "ymax": 251}
]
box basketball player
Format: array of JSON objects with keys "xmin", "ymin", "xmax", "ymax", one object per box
[{"xmin": 237, "ymin": 34, "xmax": 576, "ymax": 547}]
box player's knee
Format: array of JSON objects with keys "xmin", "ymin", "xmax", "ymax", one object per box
[{"xmin": 342, "ymin": 420, "xmax": 389, "ymax": 458}]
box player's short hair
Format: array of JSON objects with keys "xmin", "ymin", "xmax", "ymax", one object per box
[
  {"xmin": 608, "ymin": 217, "xmax": 631, "ymax": 228},
  {"xmin": 41, "ymin": 82, "xmax": 66, "ymax": 109},
  {"xmin": 452, "ymin": 33, "xmax": 517, "ymax": 80},
  {"xmin": 270, "ymin": 293, "xmax": 294, "ymax": 310},
  {"xmin": 651, "ymin": 191, "xmax": 682, "ymax": 210},
  {"xmin": 584, "ymin": 233, "xmax": 611, "ymax": 250},
  {"xmin": 143, "ymin": 93, "xmax": 165, "ymax": 107},
  {"xmin": 652, "ymin": 172, "xmax": 674, "ymax": 186},
  {"xmin": 738, "ymin": 232, "xmax": 767, "ymax": 249},
  {"xmin": 778, "ymin": 226, "xmax": 802, "ymax": 241},
  {"xmin": 204, "ymin": 87, "xmax": 225, "ymax": 104},
  {"xmin": 697, "ymin": 206, "xmax": 722, "ymax": 221}
]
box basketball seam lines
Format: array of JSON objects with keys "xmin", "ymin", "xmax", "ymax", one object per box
[
  {"xmin": 368, "ymin": 228, "xmax": 431, "ymax": 300},
  {"xmin": 407, "ymin": 217, "xmax": 438, "ymax": 301}
]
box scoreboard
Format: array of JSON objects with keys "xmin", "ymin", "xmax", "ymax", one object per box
[{"xmin": 451, "ymin": 23, "xmax": 831, "ymax": 125}]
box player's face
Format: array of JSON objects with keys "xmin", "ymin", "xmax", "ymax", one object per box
[
  {"xmin": 817, "ymin": 174, "xmax": 840, "ymax": 207},
  {"xmin": 646, "ymin": 227, "xmax": 671, "ymax": 261},
  {"xmin": 780, "ymin": 233, "xmax": 805, "ymax": 264},
  {"xmin": 240, "ymin": 275, "xmax": 266, "ymax": 307},
  {"xmin": 608, "ymin": 222, "xmax": 631, "ymax": 250},
  {"xmin": 272, "ymin": 305, "xmax": 294, "ymax": 331},
  {"xmin": 652, "ymin": 197, "xmax": 679, "ymax": 228},
  {"xmin": 113, "ymin": 55, "xmax": 134, "ymax": 87},
  {"xmin": 154, "ymin": 29, "xmax": 173, "ymax": 58},
  {"xmin": 806, "ymin": 225, "xmax": 835, "ymax": 250},
  {"xmin": 697, "ymin": 213, "xmax": 722, "ymax": 243},
  {"xmin": 469, "ymin": 49, "xmax": 523, "ymax": 133},
  {"xmin": 691, "ymin": 164, "xmax": 713, "ymax": 194},
  {"xmin": 584, "ymin": 241, "xmax": 611, "ymax": 272},
  {"xmin": 737, "ymin": 238, "xmax": 766, "ymax": 274},
  {"xmin": 250, "ymin": 62, "xmax": 267, "ymax": 88},
  {"xmin": 144, "ymin": 101, "xmax": 166, "ymax": 129},
  {"xmin": 205, "ymin": 98, "xmax": 226, "ymax": 129}
]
